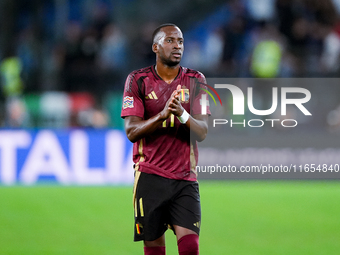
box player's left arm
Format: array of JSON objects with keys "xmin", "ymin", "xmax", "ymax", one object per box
[
  {"xmin": 168, "ymin": 86, "xmax": 208, "ymax": 142},
  {"xmin": 186, "ymin": 114, "xmax": 208, "ymax": 142}
]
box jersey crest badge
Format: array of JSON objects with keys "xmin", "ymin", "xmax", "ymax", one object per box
[
  {"xmin": 180, "ymin": 87, "xmax": 189, "ymax": 103},
  {"xmin": 123, "ymin": 96, "xmax": 134, "ymax": 109}
]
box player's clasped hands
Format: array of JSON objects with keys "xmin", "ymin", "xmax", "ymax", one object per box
[
  {"xmin": 161, "ymin": 85, "xmax": 184, "ymax": 119},
  {"xmin": 168, "ymin": 85, "xmax": 184, "ymax": 117}
]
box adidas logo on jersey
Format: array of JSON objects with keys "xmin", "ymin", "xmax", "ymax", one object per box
[{"xmin": 145, "ymin": 91, "xmax": 158, "ymax": 100}]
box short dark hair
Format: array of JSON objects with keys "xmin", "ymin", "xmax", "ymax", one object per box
[{"xmin": 152, "ymin": 23, "xmax": 178, "ymax": 44}]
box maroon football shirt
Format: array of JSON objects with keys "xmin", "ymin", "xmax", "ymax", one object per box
[{"xmin": 121, "ymin": 65, "xmax": 210, "ymax": 181}]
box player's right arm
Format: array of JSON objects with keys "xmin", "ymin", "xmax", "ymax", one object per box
[
  {"xmin": 124, "ymin": 90, "xmax": 179, "ymax": 143},
  {"xmin": 124, "ymin": 114, "xmax": 162, "ymax": 143}
]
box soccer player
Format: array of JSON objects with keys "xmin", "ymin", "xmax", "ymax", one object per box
[{"xmin": 121, "ymin": 23, "xmax": 210, "ymax": 255}]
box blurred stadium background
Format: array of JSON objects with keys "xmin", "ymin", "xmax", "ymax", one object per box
[{"xmin": 1, "ymin": 0, "xmax": 340, "ymax": 254}]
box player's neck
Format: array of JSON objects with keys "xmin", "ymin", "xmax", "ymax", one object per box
[{"xmin": 155, "ymin": 64, "xmax": 180, "ymax": 84}]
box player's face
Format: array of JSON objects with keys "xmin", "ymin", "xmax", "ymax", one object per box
[{"xmin": 154, "ymin": 26, "xmax": 184, "ymax": 67}]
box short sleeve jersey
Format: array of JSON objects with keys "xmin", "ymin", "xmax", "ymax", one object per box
[{"xmin": 121, "ymin": 65, "xmax": 210, "ymax": 181}]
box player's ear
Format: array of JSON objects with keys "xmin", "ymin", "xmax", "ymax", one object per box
[{"xmin": 152, "ymin": 43, "xmax": 158, "ymax": 53}]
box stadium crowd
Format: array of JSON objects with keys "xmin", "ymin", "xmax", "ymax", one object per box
[{"xmin": 1, "ymin": 0, "xmax": 340, "ymax": 129}]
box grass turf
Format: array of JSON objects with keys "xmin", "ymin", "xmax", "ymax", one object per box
[{"xmin": 0, "ymin": 181, "xmax": 339, "ymax": 255}]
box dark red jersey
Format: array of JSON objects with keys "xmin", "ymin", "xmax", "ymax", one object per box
[{"xmin": 121, "ymin": 65, "xmax": 210, "ymax": 181}]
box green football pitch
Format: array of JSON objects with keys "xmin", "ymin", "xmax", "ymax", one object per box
[{"xmin": 1, "ymin": 181, "xmax": 340, "ymax": 255}]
